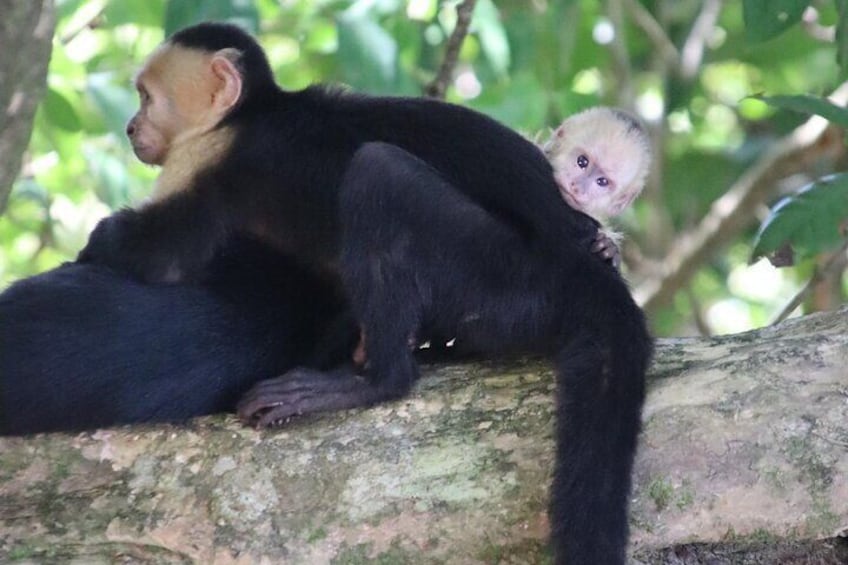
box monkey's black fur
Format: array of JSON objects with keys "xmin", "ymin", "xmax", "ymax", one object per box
[
  {"xmin": 78, "ymin": 22, "xmax": 653, "ymax": 564},
  {"xmin": 1, "ymin": 237, "xmax": 350, "ymax": 436}
]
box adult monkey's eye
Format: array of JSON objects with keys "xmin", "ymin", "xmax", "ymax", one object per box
[
  {"xmin": 577, "ymin": 155, "xmax": 589, "ymax": 168},
  {"xmin": 596, "ymin": 177, "xmax": 609, "ymax": 187}
]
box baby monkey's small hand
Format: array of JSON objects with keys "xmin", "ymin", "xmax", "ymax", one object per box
[{"xmin": 591, "ymin": 229, "xmax": 621, "ymax": 270}]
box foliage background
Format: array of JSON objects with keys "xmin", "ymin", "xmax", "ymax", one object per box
[{"xmin": 2, "ymin": 0, "xmax": 847, "ymax": 337}]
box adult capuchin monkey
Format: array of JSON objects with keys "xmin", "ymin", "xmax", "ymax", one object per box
[{"xmin": 78, "ymin": 22, "xmax": 652, "ymax": 564}]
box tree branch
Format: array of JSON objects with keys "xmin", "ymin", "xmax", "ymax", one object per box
[
  {"xmin": 2, "ymin": 307, "xmax": 848, "ymax": 561},
  {"xmin": 801, "ymin": 5, "xmax": 836, "ymax": 43},
  {"xmin": 772, "ymin": 239, "xmax": 848, "ymax": 324},
  {"xmin": 605, "ymin": 0, "xmax": 635, "ymax": 105},
  {"xmin": 635, "ymin": 82, "xmax": 848, "ymax": 313},
  {"xmin": 425, "ymin": 0, "xmax": 477, "ymax": 99},
  {"xmin": 678, "ymin": 0, "xmax": 723, "ymax": 80},
  {"xmin": 0, "ymin": 0, "xmax": 55, "ymax": 214},
  {"xmin": 622, "ymin": 0, "xmax": 680, "ymax": 70}
]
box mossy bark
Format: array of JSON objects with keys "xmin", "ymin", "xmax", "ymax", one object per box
[{"xmin": 2, "ymin": 308, "xmax": 847, "ymax": 563}]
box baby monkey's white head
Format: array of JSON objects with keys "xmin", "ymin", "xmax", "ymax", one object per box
[{"xmin": 543, "ymin": 107, "xmax": 651, "ymax": 222}]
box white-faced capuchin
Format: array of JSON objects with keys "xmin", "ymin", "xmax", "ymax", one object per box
[
  {"xmin": 77, "ymin": 22, "xmax": 652, "ymax": 565},
  {"xmin": 542, "ymin": 107, "xmax": 652, "ymax": 269}
]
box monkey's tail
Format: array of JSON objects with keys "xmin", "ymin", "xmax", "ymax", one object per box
[{"xmin": 550, "ymin": 269, "xmax": 652, "ymax": 565}]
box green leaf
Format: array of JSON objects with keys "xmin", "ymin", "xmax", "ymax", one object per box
[
  {"xmin": 86, "ymin": 73, "xmax": 136, "ymax": 141},
  {"xmin": 43, "ymin": 88, "xmax": 82, "ymax": 132},
  {"xmin": 470, "ymin": 72, "xmax": 547, "ymax": 130},
  {"xmin": 473, "ymin": 0, "xmax": 510, "ymax": 78},
  {"xmin": 751, "ymin": 93, "xmax": 848, "ymax": 127},
  {"xmin": 164, "ymin": 0, "xmax": 260, "ymax": 37},
  {"xmin": 336, "ymin": 6, "xmax": 402, "ymax": 94},
  {"xmin": 10, "ymin": 178, "xmax": 50, "ymax": 208},
  {"xmin": 752, "ymin": 173, "xmax": 848, "ymax": 260},
  {"xmin": 742, "ymin": 0, "xmax": 809, "ymax": 42},
  {"xmin": 84, "ymin": 147, "xmax": 131, "ymax": 208},
  {"xmin": 103, "ymin": 0, "xmax": 164, "ymax": 27}
]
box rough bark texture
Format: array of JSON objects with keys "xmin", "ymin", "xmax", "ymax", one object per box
[
  {"xmin": 2, "ymin": 308, "xmax": 847, "ymax": 563},
  {"xmin": 0, "ymin": 0, "xmax": 55, "ymax": 213}
]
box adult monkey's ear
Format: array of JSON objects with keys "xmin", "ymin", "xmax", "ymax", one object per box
[{"xmin": 210, "ymin": 48, "xmax": 243, "ymax": 112}]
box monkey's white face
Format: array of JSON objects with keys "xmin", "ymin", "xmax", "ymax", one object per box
[
  {"xmin": 553, "ymin": 145, "xmax": 626, "ymax": 220},
  {"xmin": 126, "ymin": 79, "xmax": 174, "ymax": 165},
  {"xmin": 544, "ymin": 106, "xmax": 651, "ymax": 222},
  {"xmin": 126, "ymin": 44, "xmax": 240, "ymax": 167}
]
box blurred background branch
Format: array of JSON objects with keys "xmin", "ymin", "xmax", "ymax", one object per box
[
  {"xmin": 425, "ymin": 0, "xmax": 477, "ymax": 99},
  {"xmin": 635, "ymin": 81, "xmax": 848, "ymax": 316}
]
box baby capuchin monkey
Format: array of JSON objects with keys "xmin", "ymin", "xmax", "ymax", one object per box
[{"xmin": 542, "ymin": 107, "xmax": 652, "ymax": 269}]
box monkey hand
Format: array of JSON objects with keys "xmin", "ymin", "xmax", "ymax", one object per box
[
  {"xmin": 237, "ymin": 368, "xmax": 381, "ymax": 428},
  {"xmin": 77, "ymin": 210, "xmax": 181, "ymax": 283},
  {"xmin": 590, "ymin": 229, "xmax": 621, "ymax": 270}
]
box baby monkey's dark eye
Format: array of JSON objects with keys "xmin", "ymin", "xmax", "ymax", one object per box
[
  {"xmin": 577, "ymin": 155, "xmax": 589, "ymax": 168},
  {"xmin": 596, "ymin": 177, "xmax": 609, "ymax": 187}
]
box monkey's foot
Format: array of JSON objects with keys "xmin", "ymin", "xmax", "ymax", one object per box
[{"xmin": 237, "ymin": 368, "xmax": 378, "ymax": 429}]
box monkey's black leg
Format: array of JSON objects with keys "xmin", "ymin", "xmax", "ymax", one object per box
[{"xmin": 238, "ymin": 143, "xmax": 443, "ymax": 427}]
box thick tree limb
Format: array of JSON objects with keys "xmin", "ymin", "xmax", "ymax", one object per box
[{"xmin": 2, "ymin": 307, "xmax": 847, "ymax": 562}]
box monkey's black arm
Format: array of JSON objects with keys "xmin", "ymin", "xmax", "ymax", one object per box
[
  {"xmin": 494, "ymin": 179, "xmax": 602, "ymax": 267},
  {"xmin": 78, "ymin": 189, "xmax": 230, "ymax": 284},
  {"xmin": 506, "ymin": 169, "xmax": 602, "ymax": 260}
]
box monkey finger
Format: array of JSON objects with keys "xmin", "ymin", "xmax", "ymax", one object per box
[
  {"xmin": 598, "ymin": 246, "xmax": 615, "ymax": 259},
  {"xmin": 600, "ymin": 246, "xmax": 621, "ymax": 269},
  {"xmin": 237, "ymin": 375, "xmax": 311, "ymax": 424},
  {"xmin": 256, "ymin": 407, "xmax": 296, "ymax": 429},
  {"xmin": 237, "ymin": 368, "xmax": 377, "ymax": 427},
  {"xmin": 591, "ymin": 240, "xmax": 615, "ymax": 257},
  {"xmin": 591, "ymin": 232, "xmax": 621, "ymax": 268}
]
